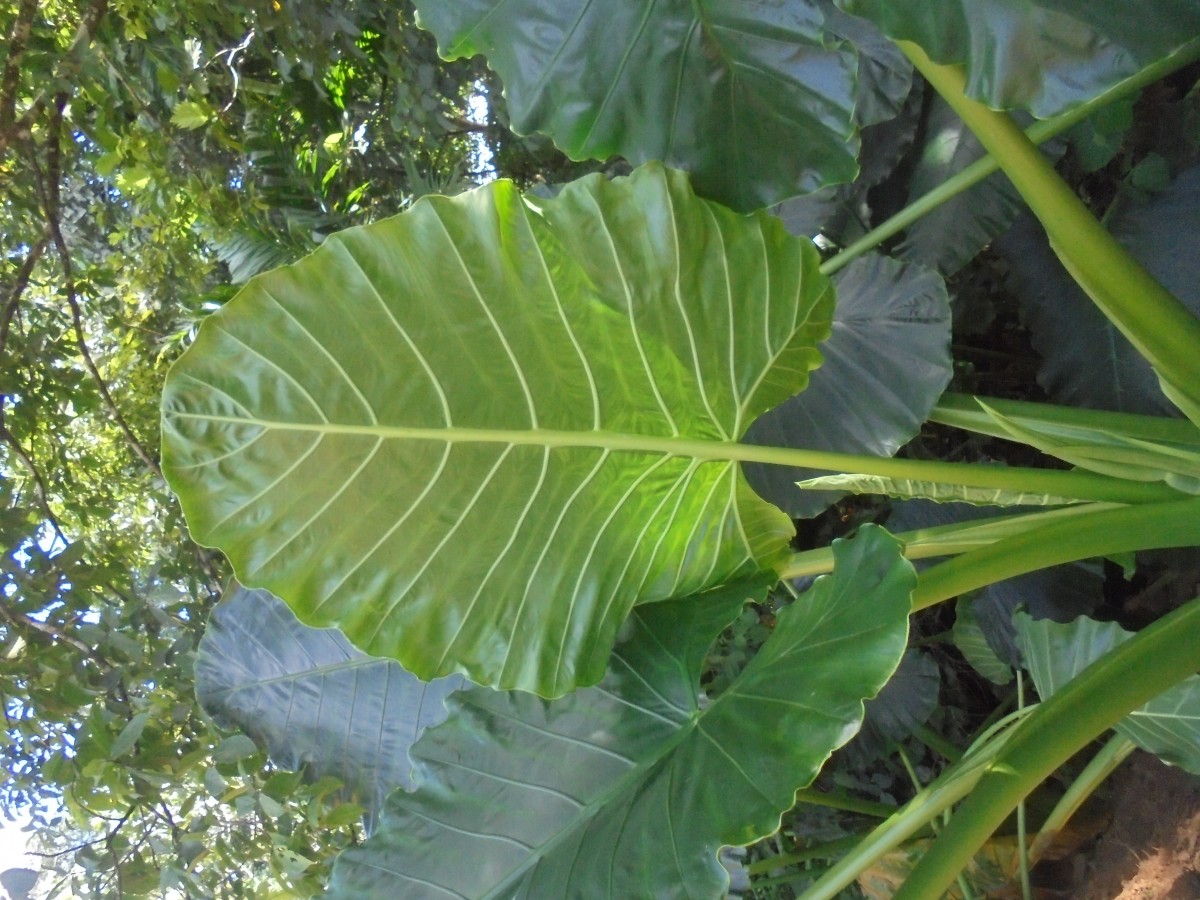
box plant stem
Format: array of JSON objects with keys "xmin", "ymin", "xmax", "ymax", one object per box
[
  {"xmin": 911, "ymin": 723, "xmax": 963, "ymax": 765},
  {"xmin": 745, "ymin": 832, "xmax": 875, "ymax": 875},
  {"xmin": 780, "ymin": 503, "xmax": 1121, "ymax": 581},
  {"xmin": 793, "ymin": 787, "xmax": 897, "ymax": 819},
  {"xmin": 893, "ymin": 595, "xmax": 1200, "ymax": 899},
  {"xmin": 819, "ymin": 37, "xmax": 1200, "ymax": 277},
  {"xmin": 1028, "ymin": 734, "xmax": 1135, "ymax": 866},
  {"xmin": 800, "ymin": 722, "xmax": 1019, "ymax": 900},
  {"xmin": 1015, "ymin": 672, "xmax": 1032, "ymax": 900},
  {"xmin": 899, "ymin": 41, "xmax": 1200, "ymax": 424},
  {"xmin": 912, "ymin": 497, "xmax": 1200, "ymax": 609},
  {"xmin": 933, "ymin": 393, "xmax": 1200, "ymax": 446}
]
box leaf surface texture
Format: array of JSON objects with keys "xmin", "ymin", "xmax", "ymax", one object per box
[{"xmin": 163, "ymin": 164, "xmax": 832, "ymax": 695}]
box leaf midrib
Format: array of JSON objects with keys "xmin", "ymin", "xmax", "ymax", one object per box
[{"xmin": 169, "ymin": 412, "xmax": 748, "ymax": 462}]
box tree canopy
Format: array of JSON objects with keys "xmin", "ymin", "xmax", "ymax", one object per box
[{"xmin": 1, "ymin": 1, "xmax": 588, "ymax": 894}]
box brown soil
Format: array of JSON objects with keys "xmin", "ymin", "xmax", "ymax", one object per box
[{"xmin": 1065, "ymin": 752, "xmax": 1200, "ymax": 900}]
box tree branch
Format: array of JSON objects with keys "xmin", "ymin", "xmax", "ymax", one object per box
[
  {"xmin": 0, "ymin": 0, "xmax": 39, "ymax": 138},
  {"xmin": 27, "ymin": 100, "xmax": 165, "ymax": 482},
  {"xmin": 0, "ymin": 595, "xmax": 105, "ymax": 663},
  {"xmin": 0, "ymin": 420, "xmax": 68, "ymax": 546},
  {"xmin": 0, "ymin": 0, "xmax": 108, "ymax": 157},
  {"xmin": 0, "ymin": 231, "xmax": 48, "ymax": 361}
]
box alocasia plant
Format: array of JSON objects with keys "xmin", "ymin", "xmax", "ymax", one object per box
[{"xmin": 170, "ymin": 0, "xmax": 1200, "ymax": 895}]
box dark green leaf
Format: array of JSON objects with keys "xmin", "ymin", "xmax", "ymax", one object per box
[
  {"xmin": 999, "ymin": 167, "xmax": 1200, "ymax": 415},
  {"xmin": 163, "ymin": 164, "xmax": 833, "ymax": 696},
  {"xmin": 212, "ymin": 734, "xmax": 259, "ymax": 765},
  {"xmin": 109, "ymin": 712, "xmax": 150, "ymax": 760},
  {"xmin": 745, "ymin": 254, "xmax": 951, "ymax": 516},
  {"xmin": 328, "ymin": 526, "xmax": 913, "ymax": 899},
  {"xmin": 412, "ymin": 1, "xmax": 860, "ymax": 210},
  {"xmin": 838, "ymin": 0, "xmax": 1200, "ymax": 118},
  {"xmin": 897, "ymin": 98, "xmax": 1060, "ymax": 276},
  {"xmin": 840, "ymin": 649, "xmax": 941, "ymax": 767}
]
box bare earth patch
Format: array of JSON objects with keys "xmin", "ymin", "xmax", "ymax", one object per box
[{"xmin": 1073, "ymin": 751, "xmax": 1200, "ymax": 899}]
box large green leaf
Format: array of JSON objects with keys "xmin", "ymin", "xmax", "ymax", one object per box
[
  {"xmin": 745, "ymin": 254, "xmax": 952, "ymax": 516},
  {"xmin": 162, "ymin": 164, "xmax": 832, "ymax": 697},
  {"xmin": 327, "ymin": 526, "xmax": 914, "ymax": 899},
  {"xmin": 1015, "ymin": 612, "xmax": 1200, "ymax": 774},
  {"xmin": 194, "ymin": 584, "xmax": 462, "ymax": 827},
  {"xmin": 412, "ymin": 1, "xmax": 860, "ymax": 211},
  {"xmin": 838, "ymin": 0, "xmax": 1200, "ymax": 118}
]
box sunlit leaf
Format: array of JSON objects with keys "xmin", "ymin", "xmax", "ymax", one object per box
[{"xmin": 163, "ymin": 164, "xmax": 832, "ymax": 695}]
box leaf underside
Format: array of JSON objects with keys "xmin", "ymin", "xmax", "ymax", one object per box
[
  {"xmin": 195, "ymin": 584, "xmax": 462, "ymax": 828},
  {"xmin": 413, "ymin": 0, "xmax": 860, "ymax": 211},
  {"xmin": 162, "ymin": 164, "xmax": 833, "ymax": 696},
  {"xmin": 327, "ymin": 526, "xmax": 914, "ymax": 900},
  {"xmin": 1016, "ymin": 611, "xmax": 1200, "ymax": 774}
]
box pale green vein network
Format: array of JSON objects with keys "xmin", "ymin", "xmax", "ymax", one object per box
[{"xmin": 164, "ymin": 165, "xmax": 820, "ymax": 694}]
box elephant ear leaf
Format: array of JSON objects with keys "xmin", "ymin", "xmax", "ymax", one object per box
[
  {"xmin": 327, "ymin": 526, "xmax": 914, "ymax": 900},
  {"xmin": 162, "ymin": 163, "xmax": 833, "ymax": 697},
  {"xmin": 195, "ymin": 584, "xmax": 462, "ymax": 829},
  {"xmin": 412, "ymin": 0, "xmax": 860, "ymax": 211},
  {"xmin": 838, "ymin": 0, "xmax": 1200, "ymax": 118},
  {"xmin": 1016, "ymin": 612, "xmax": 1200, "ymax": 774}
]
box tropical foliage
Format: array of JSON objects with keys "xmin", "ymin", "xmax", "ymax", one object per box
[{"xmin": 5, "ymin": 0, "xmax": 1200, "ymax": 897}]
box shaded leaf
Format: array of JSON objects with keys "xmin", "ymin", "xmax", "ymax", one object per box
[
  {"xmin": 162, "ymin": 164, "xmax": 832, "ymax": 696},
  {"xmin": 1016, "ymin": 612, "xmax": 1200, "ymax": 774},
  {"xmin": 999, "ymin": 168, "xmax": 1200, "ymax": 415},
  {"xmin": 840, "ymin": 649, "xmax": 941, "ymax": 767},
  {"xmin": 977, "ymin": 565, "xmax": 1104, "ymax": 668},
  {"xmin": 897, "ymin": 97, "xmax": 1058, "ymax": 275},
  {"xmin": 195, "ymin": 584, "xmax": 461, "ymax": 827},
  {"xmin": 838, "ymin": 0, "xmax": 1200, "ymax": 118},
  {"xmin": 745, "ymin": 254, "xmax": 952, "ymax": 517},
  {"xmin": 412, "ymin": 0, "xmax": 860, "ymax": 211},
  {"xmin": 817, "ymin": 1, "xmax": 913, "ymax": 127},
  {"xmin": 328, "ymin": 526, "xmax": 913, "ymax": 899},
  {"xmin": 953, "ymin": 600, "xmax": 1013, "ymax": 685}
]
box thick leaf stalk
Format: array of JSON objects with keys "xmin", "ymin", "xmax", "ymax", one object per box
[
  {"xmin": 900, "ymin": 41, "xmax": 1200, "ymax": 425},
  {"xmin": 893, "ymin": 595, "xmax": 1200, "ymax": 899},
  {"xmin": 912, "ymin": 496, "xmax": 1200, "ymax": 609}
]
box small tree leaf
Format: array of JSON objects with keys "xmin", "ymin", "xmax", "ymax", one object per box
[{"xmin": 109, "ymin": 712, "xmax": 150, "ymax": 760}]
